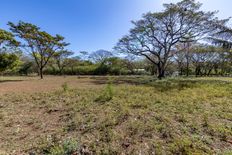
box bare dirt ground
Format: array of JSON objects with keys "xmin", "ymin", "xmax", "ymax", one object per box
[
  {"xmin": 0, "ymin": 76, "xmax": 106, "ymax": 154},
  {"xmin": 1, "ymin": 75, "xmax": 230, "ymax": 95},
  {"xmin": 0, "ymin": 76, "xmax": 105, "ymax": 95}
]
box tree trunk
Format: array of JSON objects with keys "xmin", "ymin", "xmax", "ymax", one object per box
[
  {"xmin": 180, "ymin": 67, "xmax": 183, "ymax": 76},
  {"xmin": 178, "ymin": 62, "xmax": 183, "ymax": 76},
  {"xmin": 158, "ymin": 71, "xmax": 165, "ymax": 79},
  {"xmin": 151, "ymin": 65, "xmax": 156, "ymax": 76},
  {"xmin": 71, "ymin": 66, "xmax": 74, "ymax": 75},
  {"xmin": 195, "ymin": 66, "xmax": 200, "ymax": 77},
  {"xmin": 186, "ymin": 43, "xmax": 190, "ymax": 77},
  {"xmin": 207, "ymin": 68, "xmax": 212, "ymax": 76},
  {"xmin": 58, "ymin": 68, "xmax": 62, "ymax": 75},
  {"xmin": 57, "ymin": 63, "xmax": 63, "ymax": 75},
  {"xmin": 157, "ymin": 64, "xmax": 165, "ymax": 80},
  {"xmin": 186, "ymin": 60, "xmax": 189, "ymax": 76},
  {"xmin": 37, "ymin": 69, "xmax": 40, "ymax": 76},
  {"xmin": 40, "ymin": 68, "xmax": 43, "ymax": 79},
  {"xmin": 214, "ymin": 66, "xmax": 218, "ymax": 75}
]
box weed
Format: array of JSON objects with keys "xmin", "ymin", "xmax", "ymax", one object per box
[
  {"xmin": 31, "ymin": 136, "xmax": 78, "ymax": 155},
  {"xmin": 95, "ymin": 83, "xmax": 113, "ymax": 103},
  {"xmin": 170, "ymin": 138, "xmax": 195, "ymax": 154},
  {"xmin": 61, "ymin": 82, "xmax": 69, "ymax": 92}
]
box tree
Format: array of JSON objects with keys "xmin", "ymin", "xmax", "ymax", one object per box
[
  {"xmin": 53, "ymin": 50, "xmax": 74, "ymax": 75},
  {"xmin": 191, "ymin": 44, "xmax": 219, "ymax": 76},
  {"xmin": 0, "ymin": 29, "xmax": 20, "ymax": 73},
  {"xmin": 65, "ymin": 57, "xmax": 80, "ymax": 75},
  {"xmin": 89, "ymin": 49, "xmax": 113, "ymax": 63},
  {"xmin": 207, "ymin": 25, "xmax": 232, "ymax": 75},
  {"xmin": 115, "ymin": 0, "xmax": 227, "ymax": 79},
  {"xmin": 18, "ymin": 61, "xmax": 33, "ymax": 76},
  {"xmin": 208, "ymin": 24, "xmax": 232, "ymax": 49},
  {"xmin": 0, "ymin": 29, "xmax": 19, "ymax": 47},
  {"xmin": 18, "ymin": 54, "xmax": 35, "ymax": 75},
  {"xmin": 94, "ymin": 57, "xmax": 125, "ymax": 75},
  {"xmin": 174, "ymin": 47, "xmax": 186, "ymax": 76},
  {"xmin": 123, "ymin": 55, "xmax": 137, "ymax": 74},
  {"xmin": 0, "ymin": 52, "xmax": 20, "ymax": 73},
  {"xmin": 78, "ymin": 51, "xmax": 90, "ymax": 61},
  {"xmin": 174, "ymin": 40, "xmax": 195, "ymax": 76},
  {"xmin": 8, "ymin": 21, "xmax": 69, "ymax": 79}
]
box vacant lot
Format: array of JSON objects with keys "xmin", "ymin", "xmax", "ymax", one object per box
[{"xmin": 0, "ymin": 76, "xmax": 231, "ymax": 154}]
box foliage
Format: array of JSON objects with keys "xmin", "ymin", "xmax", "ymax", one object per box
[
  {"xmin": 115, "ymin": 0, "xmax": 228, "ymax": 79},
  {"xmin": 44, "ymin": 57, "xmax": 131, "ymax": 76},
  {"xmin": 95, "ymin": 80, "xmax": 114, "ymax": 103},
  {"xmin": 94, "ymin": 57, "xmax": 128, "ymax": 75},
  {"xmin": 0, "ymin": 29, "xmax": 19, "ymax": 47},
  {"xmin": 18, "ymin": 62, "xmax": 33, "ymax": 75},
  {"xmin": 32, "ymin": 136, "xmax": 78, "ymax": 155},
  {"xmin": 0, "ymin": 51, "xmax": 20, "ymax": 73},
  {"xmin": 208, "ymin": 24, "xmax": 232, "ymax": 49},
  {"xmin": 53, "ymin": 50, "xmax": 74, "ymax": 75},
  {"xmin": 8, "ymin": 21, "xmax": 69, "ymax": 79}
]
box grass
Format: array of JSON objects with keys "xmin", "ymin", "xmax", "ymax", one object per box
[{"xmin": 0, "ymin": 76, "xmax": 231, "ymax": 154}]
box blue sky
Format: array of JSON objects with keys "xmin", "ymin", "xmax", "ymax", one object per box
[{"xmin": 0, "ymin": 0, "xmax": 231, "ymax": 55}]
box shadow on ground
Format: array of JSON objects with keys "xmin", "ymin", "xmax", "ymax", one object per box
[
  {"xmin": 89, "ymin": 76, "xmax": 232, "ymax": 92},
  {"xmin": 0, "ymin": 80, "xmax": 23, "ymax": 83}
]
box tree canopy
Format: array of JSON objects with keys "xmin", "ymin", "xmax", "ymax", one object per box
[
  {"xmin": 115, "ymin": 0, "xmax": 228, "ymax": 79},
  {"xmin": 8, "ymin": 21, "xmax": 69, "ymax": 79},
  {"xmin": 0, "ymin": 29, "xmax": 19, "ymax": 48}
]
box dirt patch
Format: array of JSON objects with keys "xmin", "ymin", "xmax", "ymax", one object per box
[{"xmin": 0, "ymin": 76, "xmax": 105, "ymax": 95}]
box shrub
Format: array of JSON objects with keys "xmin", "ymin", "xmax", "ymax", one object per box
[
  {"xmin": 49, "ymin": 139, "xmax": 78, "ymax": 155},
  {"xmin": 95, "ymin": 81, "xmax": 114, "ymax": 103}
]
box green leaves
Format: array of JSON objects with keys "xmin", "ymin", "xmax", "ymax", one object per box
[
  {"xmin": 9, "ymin": 21, "xmax": 69, "ymax": 79},
  {"xmin": 0, "ymin": 52, "xmax": 20, "ymax": 72},
  {"xmin": 0, "ymin": 29, "xmax": 19, "ymax": 47}
]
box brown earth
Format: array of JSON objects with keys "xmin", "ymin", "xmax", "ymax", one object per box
[
  {"xmin": 0, "ymin": 76, "xmax": 106, "ymax": 95},
  {"xmin": 0, "ymin": 76, "xmax": 106, "ymax": 154}
]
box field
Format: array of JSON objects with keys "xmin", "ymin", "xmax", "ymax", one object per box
[{"xmin": 0, "ymin": 76, "xmax": 231, "ymax": 154}]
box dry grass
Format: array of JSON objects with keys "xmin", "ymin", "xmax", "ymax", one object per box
[{"xmin": 0, "ymin": 76, "xmax": 231, "ymax": 154}]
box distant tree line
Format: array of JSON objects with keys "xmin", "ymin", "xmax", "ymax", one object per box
[{"xmin": 1, "ymin": 0, "xmax": 232, "ymax": 79}]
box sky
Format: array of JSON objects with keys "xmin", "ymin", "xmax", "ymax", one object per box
[{"xmin": 0, "ymin": 0, "xmax": 231, "ymax": 55}]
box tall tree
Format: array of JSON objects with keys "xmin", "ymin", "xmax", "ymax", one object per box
[
  {"xmin": 8, "ymin": 21, "xmax": 69, "ymax": 79},
  {"xmin": 123, "ymin": 55, "xmax": 138, "ymax": 74},
  {"xmin": 53, "ymin": 50, "xmax": 74, "ymax": 75},
  {"xmin": 89, "ymin": 49, "xmax": 113, "ymax": 63},
  {"xmin": 191, "ymin": 44, "xmax": 219, "ymax": 76},
  {"xmin": 115, "ymin": 0, "xmax": 227, "ymax": 79},
  {"xmin": 174, "ymin": 47, "xmax": 186, "ymax": 76},
  {"xmin": 174, "ymin": 40, "xmax": 195, "ymax": 76},
  {"xmin": 207, "ymin": 25, "xmax": 232, "ymax": 75}
]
